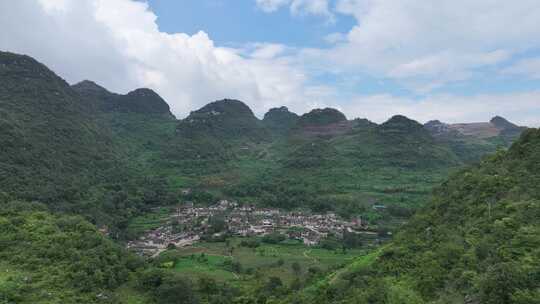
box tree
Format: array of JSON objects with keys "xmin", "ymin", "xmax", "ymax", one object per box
[
  {"xmin": 479, "ymin": 263, "xmax": 528, "ymax": 304},
  {"xmin": 264, "ymin": 277, "xmax": 283, "ymax": 293},
  {"xmin": 137, "ymin": 268, "xmax": 166, "ymax": 291},
  {"xmin": 208, "ymin": 215, "xmax": 227, "ymax": 234},
  {"xmin": 292, "ymin": 262, "xmax": 302, "ymax": 276},
  {"xmin": 290, "ymin": 278, "xmax": 303, "ymax": 291},
  {"xmin": 155, "ymin": 275, "xmax": 197, "ymax": 304},
  {"xmin": 197, "ymin": 276, "xmax": 218, "ymax": 295},
  {"xmin": 343, "ymin": 231, "xmax": 363, "ymax": 249},
  {"xmin": 262, "ymin": 233, "xmax": 286, "ymax": 244}
]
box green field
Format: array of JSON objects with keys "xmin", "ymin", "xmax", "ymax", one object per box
[
  {"xmin": 126, "ymin": 207, "xmax": 174, "ymax": 237},
  {"xmin": 156, "ymin": 238, "xmax": 367, "ymax": 289}
]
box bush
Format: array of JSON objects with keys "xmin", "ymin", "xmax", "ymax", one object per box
[
  {"xmin": 262, "ymin": 233, "xmax": 286, "ymax": 244},
  {"xmin": 240, "ymin": 239, "xmax": 261, "ymax": 248},
  {"xmin": 155, "ymin": 275, "xmax": 197, "ymax": 304}
]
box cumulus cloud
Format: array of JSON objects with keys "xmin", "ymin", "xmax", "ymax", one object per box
[
  {"xmin": 331, "ymin": 0, "xmax": 540, "ymax": 90},
  {"xmin": 0, "ymin": 0, "xmax": 319, "ymax": 117},
  {"xmin": 255, "ymin": 0, "xmax": 289, "ymax": 12},
  {"xmin": 502, "ymin": 57, "xmax": 540, "ymax": 79},
  {"xmin": 246, "ymin": 43, "xmax": 288, "ymax": 60},
  {"xmin": 324, "ymin": 32, "xmax": 347, "ymax": 44},
  {"xmin": 1, "ymin": 0, "xmax": 539, "ymax": 126},
  {"xmin": 339, "ymin": 92, "xmax": 540, "ymax": 127},
  {"xmin": 256, "ymin": 0, "xmax": 333, "ymax": 20}
]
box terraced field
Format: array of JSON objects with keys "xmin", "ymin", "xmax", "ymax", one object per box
[{"xmin": 156, "ymin": 238, "xmax": 367, "ymax": 287}]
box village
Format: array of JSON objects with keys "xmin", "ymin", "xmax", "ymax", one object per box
[{"xmin": 127, "ymin": 199, "xmax": 380, "ymax": 257}]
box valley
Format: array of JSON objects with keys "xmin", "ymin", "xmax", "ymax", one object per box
[
  {"xmin": 126, "ymin": 200, "xmax": 384, "ymax": 257},
  {"xmin": 0, "ymin": 50, "xmax": 536, "ymax": 304}
]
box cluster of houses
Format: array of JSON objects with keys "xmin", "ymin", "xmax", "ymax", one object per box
[{"xmin": 127, "ymin": 200, "xmax": 374, "ymax": 257}]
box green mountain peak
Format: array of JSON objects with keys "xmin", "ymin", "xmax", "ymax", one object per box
[
  {"xmin": 298, "ymin": 108, "xmax": 347, "ymax": 126},
  {"xmin": 176, "ymin": 99, "xmax": 267, "ymax": 141},
  {"xmin": 263, "ymin": 106, "xmax": 299, "ymax": 135},
  {"xmin": 72, "ymin": 81, "xmax": 172, "ymax": 115}
]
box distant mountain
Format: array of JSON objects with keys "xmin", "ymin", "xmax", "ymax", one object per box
[
  {"xmin": 0, "ymin": 51, "xmax": 114, "ymax": 204},
  {"xmin": 425, "ymin": 116, "xmax": 524, "ymax": 139},
  {"xmin": 73, "ymin": 80, "xmax": 172, "ymax": 115},
  {"xmin": 0, "ymin": 50, "xmax": 527, "ymax": 234},
  {"xmin": 169, "ymin": 99, "xmax": 270, "ymax": 166},
  {"xmin": 0, "ymin": 51, "xmax": 178, "ymax": 229},
  {"xmin": 491, "ymin": 116, "xmax": 527, "ymax": 144},
  {"xmin": 379, "ymin": 115, "xmax": 430, "ymax": 136},
  {"xmin": 371, "ymin": 115, "xmax": 461, "ymax": 168},
  {"xmin": 423, "ymin": 119, "xmax": 452, "ymax": 136},
  {"xmin": 295, "ymin": 108, "xmax": 353, "ymax": 137},
  {"xmin": 490, "ymin": 115, "xmax": 520, "ymax": 130},
  {"xmin": 176, "ymin": 99, "xmax": 267, "ymax": 141},
  {"xmin": 424, "ymin": 116, "xmax": 526, "ymax": 162},
  {"xmin": 262, "ymin": 106, "xmax": 299, "ymax": 136},
  {"xmin": 298, "ymin": 108, "xmax": 347, "ymax": 126}
]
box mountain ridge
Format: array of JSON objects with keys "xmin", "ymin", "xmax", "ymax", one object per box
[
  {"xmin": 262, "ymin": 106, "xmax": 299, "ymax": 136},
  {"xmin": 298, "ymin": 127, "xmax": 540, "ymax": 304},
  {"xmin": 0, "ymin": 50, "xmax": 528, "ymax": 232},
  {"xmin": 72, "ymin": 80, "xmax": 172, "ymax": 116}
]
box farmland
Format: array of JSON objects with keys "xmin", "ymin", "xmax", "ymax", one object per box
[{"xmin": 154, "ymin": 238, "xmax": 367, "ymax": 288}]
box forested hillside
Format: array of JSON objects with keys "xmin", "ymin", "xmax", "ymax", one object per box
[
  {"xmin": 0, "ymin": 50, "xmax": 533, "ymax": 304},
  {"xmin": 296, "ymin": 128, "xmax": 540, "ymax": 304},
  {"xmin": 0, "ymin": 201, "xmax": 144, "ymax": 303},
  {"xmin": 1, "ymin": 51, "xmax": 526, "ymax": 232},
  {"xmin": 0, "ymin": 51, "xmax": 179, "ymax": 236}
]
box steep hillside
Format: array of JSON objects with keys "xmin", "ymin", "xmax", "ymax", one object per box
[
  {"xmin": 0, "ymin": 52, "xmax": 178, "ymax": 232},
  {"xmin": 262, "ymin": 106, "xmax": 299, "ymax": 136},
  {"xmin": 176, "ymin": 99, "xmax": 267, "ymax": 141},
  {"xmin": 0, "ymin": 201, "xmax": 144, "ymax": 303},
  {"xmin": 167, "ymin": 99, "xmax": 272, "ymax": 176},
  {"xmin": 425, "ymin": 116, "xmax": 526, "ymax": 163},
  {"xmin": 299, "ymin": 128, "xmax": 540, "ymax": 304},
  {"xmin": 72, "ymin": 79, "xmax": 178, "ymax": 174},
  {"xmin": 373, "ymin": 115, "xmax": 460, "ymax": 168},
  {"xmin": 298, "ymin": 108, "xmax": 347, "ymax": 126},
  {"xmin": 0, "ymin": 51, "xmax": 526, "ymax": 236},
  {"xmin": 491, "ymin": 116, "xmax": 527, "ymax": 144},
  {"xmin": 73, "ymin": 80, "xmax": 173, "ymax": 115},
  {"xmin": 0, "ymin": 51, "xmax": 114, "ymax": 205},
  {"xmin": 294, "ymin": 108, "xmax": 353, "ymax": 137},
  {"xmin": 225, "ymin": 115, "xmax": 462, "ymax": 223}
]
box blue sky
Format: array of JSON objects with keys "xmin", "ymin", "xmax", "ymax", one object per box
[
  {"xmin": 143, "ymin": 0, "xmax": 540, "ymax": 125},
  {"xmin": 146, "ymin": 0, "xmax": 355, "ymax": 48},
  {"xmin": 1, "ymin": 0, "xmax": 539, "ymax": 125}
]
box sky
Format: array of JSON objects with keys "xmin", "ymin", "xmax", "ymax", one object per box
[{"xmin": 0, "ymin": 0, "xmax": 539, "ymax": 126}]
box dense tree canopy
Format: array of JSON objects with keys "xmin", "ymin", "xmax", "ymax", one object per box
[{"xmin": 295, "ymin": 129, "xmax": 540, "ymax": 304}]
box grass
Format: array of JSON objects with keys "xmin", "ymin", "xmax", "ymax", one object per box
[
  {"xmin": 163, "ymin": 238, "xmax": 365, "ymax": 287},
  {"xmin": 114, "ymin": 284, "xmax": 154, "ymax": 304},
  {"xmin": 302, "ymin": 247, "xmax": 382, "ymax": 295},
  {"xmin": 173, "ymin": 255, "xmax": 238, "ymax": 281},
  {"xmin": 127, "ymin": 207, "xmax": 173, "ymax": 237}
]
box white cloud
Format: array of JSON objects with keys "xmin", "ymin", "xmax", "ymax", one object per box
[
  {"xmin": 502, "ymin": 57, "xmax": 540, "ymax": 79},
  {"xmin": 330, "ymin": 0, "xmax": 540, "ymax": 90},
  {"xmin": 256, "ymin": 0, "xmax": 333, "ymax": 20},
  {"xmin": 247, "ymin": 43, "xmax": 288, "ymax": 60},
  {"xmin": 339, "ymin": 92, "xmax": 540, "ymax": 127},
  {"xmin": 1, "ymin": 0, "xmax": 539, "ymax": 127},
  {"xmin": 0, "ymin": 0, "xmax": 317, "ymax": 117},
  {"xmin": 255, "ymin": 0, "xmax": 289, "ymax": 12},
  {"xmin": 324, "ymin": 32, "xmax": 347, "ymax": 44},
  {"xmin": 290, "ymin": 0, "xmax": 334, "ymax": 20}
]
